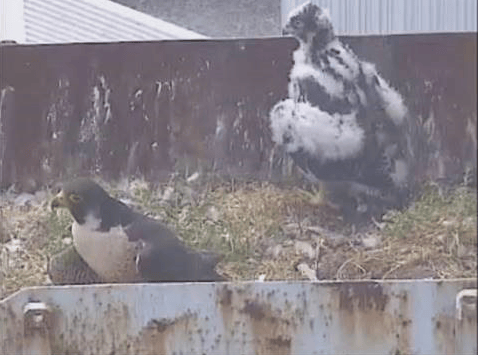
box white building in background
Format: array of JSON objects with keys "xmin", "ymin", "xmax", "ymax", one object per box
[
  {"xmin": 0, "ymin": 0, "xmax": 208, "ymax": 44},
  {"xmin": 282, "ymin": 0, "xmax": 478, "ymax": 35},
  {"xmin": 1, "ymin": 0, "xmax": 26, "ymax": 42}
]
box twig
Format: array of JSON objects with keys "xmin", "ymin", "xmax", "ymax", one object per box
[
  {"xmin": 382, "ymin": 262, "xmax": 406, "ymax": 279},
  {"xmin": 335, "ymin": 258, "xmax": 366, "ymax": 279}
]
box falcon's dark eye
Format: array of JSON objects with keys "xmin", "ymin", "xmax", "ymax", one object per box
[
  {"xmin": 292, "ymin": 18, "xmax": 302, "ymax": 27},
  {"xmin": 69, "ymin": 193, "xmax": 82, "ymax": 204}
]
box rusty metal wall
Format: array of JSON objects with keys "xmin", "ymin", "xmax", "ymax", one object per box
[
  {"xmin": 0, "ymin": 33, "xmax": 476, "ymax": 190},
  {"xmin": 1, "ymin": 279, "xmax": 476, "ymax": 354}
]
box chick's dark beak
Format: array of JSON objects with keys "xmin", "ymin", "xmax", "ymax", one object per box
[
  {"xmin": 51, "ymin": 191, "xmax": 67, "ymax": 211},
  {"xmin": 282, "ymin": 21, "xmax": 296, "ymax": 36}
]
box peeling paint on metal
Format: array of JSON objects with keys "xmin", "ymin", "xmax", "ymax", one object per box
[{"xmin": 1, "ymin": 280, "xmax": 476, "ymax": 354}]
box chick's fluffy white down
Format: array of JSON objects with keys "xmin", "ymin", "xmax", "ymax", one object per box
[{"xmin": 270, "ymin": 99, "xmax": 364, "ymax": 161}]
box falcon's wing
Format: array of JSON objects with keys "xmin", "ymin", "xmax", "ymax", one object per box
[{"xmin": 124, "ymin": 216, "xmax": 223, "ymax": 282}]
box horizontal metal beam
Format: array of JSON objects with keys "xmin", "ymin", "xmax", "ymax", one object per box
[{"xmin": 1, "ymin": 279, "xmax": 476, "ymax": 354}]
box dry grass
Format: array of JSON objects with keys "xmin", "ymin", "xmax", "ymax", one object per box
[
  {"xmin": 126, "ymin": 177, "xmax": 476, "ymax": 282},
  {"xmin": 378, "ymin": 184, "xmax": 477, "ymax": 279},
  {"xmin": 1, "ymin": 190, "xmax": 72, "ymax": 298},
  {"xmin": 309, "ymin": 183, "xmax": 477, "ymax": 281},
  {"xmin": 1, "ymin": 176, "xmax": 476, "ymax": 300}
]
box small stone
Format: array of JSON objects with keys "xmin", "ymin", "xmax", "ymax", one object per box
[
  {"xmin": 436, "ymin": 234, "xmax": 446, "ymax": 244},
  {"xmin": 265, "ymin": 244, "xmax": 284, "ymax": 259},
  {"xmin": 361, "ymin": 234, "xmax": 381, "ymax": 249},
  {"xmin": 283, "ymin": 223, "xmax": 301, "ymax": 236},
  {"xmin": 441, "ymin": 219, "xmax": 455, "ymax": 227},
  {"xmin": 457, "ymin": 244, "xmax": 468, "ymax": 258},
  {"xmin": 186, "ymin": 171, "xmax": 200, "ymax": 183},
  {"xmin": 283, "ymin": 240, "xmax": 294, "ymax": 247},
  {"xmin": 161, "ymin": 186, "xmax": 175, "ymax": 202},
  {"xmin": 294, "ymin": 240, "xmax": 316, "ymax": 259},
  {"xmin": 296, "ymin": 263, "xmax": 317, "ymax": 281},
  {"xmin": 206, "ymin": 206, "xmax": 220, "ymax": 223}
]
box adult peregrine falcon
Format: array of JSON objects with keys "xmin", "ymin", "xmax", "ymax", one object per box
[
  {"xmin": 51, "ymin": 178, "xmax": 224, "ymax": 283},
  {"xmin": 270, "ymin": 2, "xmax": 426, "ymax": 218}
]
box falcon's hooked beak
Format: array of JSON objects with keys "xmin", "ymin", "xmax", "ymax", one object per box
[
  {"xmin": 51, "ymin": 190, "xmax": 67, "ymax": 210},
  {"xmin": 282, "ymin": 26, "xmax": 293, "ymax": 36}
]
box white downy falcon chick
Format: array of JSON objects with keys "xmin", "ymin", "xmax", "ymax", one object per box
[{"xmin": 270, "ymin": 2, "xmax": 426, "ymax": 218}]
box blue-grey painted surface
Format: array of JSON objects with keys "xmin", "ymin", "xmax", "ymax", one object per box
[
  {"xmin": 281, "ymin": 0, "xmax": 478, "ymax": 35},
  {"xmin": 1, "ymin": 279, "xmax": 476, "ymax": 354}
]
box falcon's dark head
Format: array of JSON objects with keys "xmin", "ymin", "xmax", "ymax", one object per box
[
  {"xmin": 51, "ymin": 178, "xmax": 110, "ymax": 225},
  {"xmin": 283, "ymin": 2, "xmax": 335, "ymax": 49}
]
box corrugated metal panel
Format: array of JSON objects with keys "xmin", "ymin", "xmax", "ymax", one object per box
[
  {"xmin": 19, "ymin": 0, "xmax": 207, "ymax": 44},
  {"xmin": 1, "ymin": 280, "xmax": 477, "ymax": 354},
  {"xmin": 281, "ymin": 0, "xmax": 478, "ymax": 35}
]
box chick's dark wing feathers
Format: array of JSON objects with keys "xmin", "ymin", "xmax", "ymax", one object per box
[
  {"xmin": 294, "ymin": 76, "xmax": 355, "ymax": 114},
  {"xmin": 291, "ymin": 147, "xmax": 394, "ymax": 189}
]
